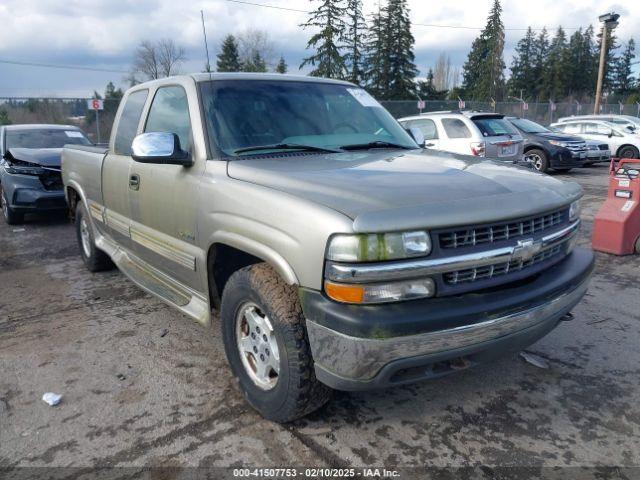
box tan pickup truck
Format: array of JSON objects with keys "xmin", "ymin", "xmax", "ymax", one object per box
[{"xmin": 62, "ymin": 73, "xmax": 594, "ymax": 422}]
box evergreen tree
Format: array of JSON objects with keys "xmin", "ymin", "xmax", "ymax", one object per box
[
  {"xmin": 530, "ymin": 28, "xmax": 550, "ymax": 100},
  {"xmin": 0, "ymin": 108, "xmax": 11, "ymax": 126},
  {"xmin": 508, "ymin": 27, "xmax": 536, "ymax": 99},
  {"xmin": 362, "ymin": 7, "xmax": 389, "ymax": 98},
  {"xmin": 343, "ymin": 0, "xmax": 366, "ymax": 85},
  {"xmin": 461, "ymin": 0, "xmax": 505, "ymax": 100},
  {"xmin": 580, "ymin": 26, "xmax": 598, "ymax": 95},
  {"xmin": 416, "ymin": 68, "xmax": 447, "ymax": 100},
  {"xmin": 217, "ymin": 35, "xmax": 242, "ymax": 72},
  {"xmin": 275, "ymin": 56, "xmax": 288, "ymax": 73},
  {"xmin": 613, "ymin": 39, "xmax": 636, "ymax": 96},
  {"xmin": 300, "ymin": 0, "xmax": 348, "ymax": 78},
  {"xmin": 385, "ymin": 0, "xmax": 418, "ymax": 99},
  {"xmin": 542, "ymin": 27, "xmax": 569, "ymax": 100},
  {"xmin": 243, "ymin": 51, "xmax": 267, "ymax": 72}
]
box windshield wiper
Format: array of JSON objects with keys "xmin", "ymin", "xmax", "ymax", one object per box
[
  {"xmin": 233, "ymin": 143, "xmax": 342, "ymax": 155},
  {"xmin": 338, "ymin": 140, "xmax": 415, "ymax": 151}
]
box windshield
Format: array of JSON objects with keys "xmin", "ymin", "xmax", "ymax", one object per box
[
  {"xmin": 6, "ymin": 129, "xmax": 91, "ymax": 149},
  {"xmin": 509, "ymin": 118, "xmax": 549, "ymax": 134},
  {"xmin": 199, "ymin": 80, "xmax": 417, "ymax": 156},
  {"xmin": 472, "ymin": 117, "xmax": 519, "ymax": 137}
]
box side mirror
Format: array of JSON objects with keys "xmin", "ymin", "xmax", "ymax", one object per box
[
  {"xmin": 608, "ymin": 130, "xmax": 614, "ymax": 138},
  {"xmin": 406, "ymin": 127, "xmax": 425, "ymax": 148},
  {"xmin": 131, "ymin": 132, "xmax": 192, "ymax": 166}
]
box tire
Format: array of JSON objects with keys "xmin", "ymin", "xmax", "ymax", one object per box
[
  {"xmin": 617, "ymin": 145, "xmax": 639, "ymax": 159},
  {"xmin": 1, "ymin": 184, "xmax": 24, "ymax": 225},
  {"xmin": 635, "ymin": 237, "xmax": 640, "ymax": 255},
  {"xmin": 75, "ymin": 202, "xmax": 114, "ymax": 272},
  {"xmin": 220, "ymin": 263, "xmax": 332, "ymax": 422},
  {"xmin": 525, "ymin": 149, "xmax": 549, "ymax": 173}
]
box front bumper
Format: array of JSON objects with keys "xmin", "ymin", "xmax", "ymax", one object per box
[
  {"xmin": 550, "ymin": 148, "xmax": 588, "ymax": 168},
  {"xmin": 301, "ymin": 247, "xmax": 594, "ymax": 391},
  {"xmin": 2, "ymin": 173, "xmax": 65, "ymax": 211},
  {"xmin": 585, "ymin": 151, "xmax": 611, "ymax": 163}
]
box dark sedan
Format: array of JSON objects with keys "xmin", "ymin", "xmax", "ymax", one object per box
[
  {"xmin": 506, "ymin": 117, "xmax": 588, "ymax": 173},
  {"xmin": 0, "ymin": 124, "xmax": 91, "ymax": 224}
]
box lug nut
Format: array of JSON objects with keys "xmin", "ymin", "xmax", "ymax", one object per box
[
  {"xmin": 265, "ymin": 348, "xmax": 270, "ymax": 356},
  {"xmin": 251, "ymin": 332, "xmax": 256, "ymax": 339},
  {"xmin": 253, "ymin": 346, "xmax": 258, "ymax": 353},
  {"xmin": 256, "ymin": 326, "xmax": 261, "ymax": 334},
  {"xmin": 260, "ymin": 354, "xmax": 265, "ymax": 362},
  {"xmin": 263, "ymin": 334, "xmax": 268, "ymax": 342}
]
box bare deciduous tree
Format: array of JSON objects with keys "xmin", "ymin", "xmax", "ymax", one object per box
[
  {"xmin": 131, "ymin": 39, "xmax": 186, "ymax": 82},
  {"xmin": 237, "ymin": 29, "xmax": 276, "ymax": 70},
  {"xmin": 433, "ymin": 52, "xmax": 454, "ymax": 91}
]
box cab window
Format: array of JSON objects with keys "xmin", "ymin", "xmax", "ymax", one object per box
[
  {"xmin": 114, "ymin": 89, "xmax": 149, "ymax": 155},
  {"xmin": 441, "ymin": 118, "xmax": 471, "ymax": 139},
  {"xmin": 145, "ymin": 86, "xmax": 192, "ymax": 152}
]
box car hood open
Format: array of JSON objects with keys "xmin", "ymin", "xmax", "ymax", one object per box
[
  {"xmin": 227, "ymin": 149, "xmax": 582, "ymax": 232},
  {"xmin": 5, "ymin": 148, "xmax": 63, "ymax": 168}
]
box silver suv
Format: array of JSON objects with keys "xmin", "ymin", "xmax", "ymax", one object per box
[{"xmin": 399, "ymin": 111, "xmax": 524, "ymax": 163}]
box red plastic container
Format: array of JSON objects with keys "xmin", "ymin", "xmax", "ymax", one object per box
[{"xmin": 592, "ymin": 158, "xmax": 640, "ymax": 255}]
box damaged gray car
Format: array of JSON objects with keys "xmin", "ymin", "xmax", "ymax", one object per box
[{"xmin": 0, "ymin": 124, "xmax": 91, "ymax": 224}]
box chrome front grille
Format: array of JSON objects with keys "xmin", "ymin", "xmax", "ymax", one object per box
[
  {"xmin": 439, "ymin": 210, "xmax": 565, "ymax": 249},
  {"xmin": 563, "ymin": 141, "xmax": 587, "ymax": 153},
  {"xmin": 444, "ymin": 245, "xmax": 563, "ymax": 285}
]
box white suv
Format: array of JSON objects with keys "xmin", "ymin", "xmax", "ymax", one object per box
[
  {"xmin": 399, "ymin": 111, "xmax": 524, "ymax": 163},
  {"xmin": 551, "ymin": 119, "xmax": 640, "ymax": 159},
  {"xmin": 557, "ymin": 114, "xmax": 640, "ymax": 133}
]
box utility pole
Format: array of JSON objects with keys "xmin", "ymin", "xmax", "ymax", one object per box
[{"xmin": 594, "ymin": 12, "xmax": 620, "ymax": 115}]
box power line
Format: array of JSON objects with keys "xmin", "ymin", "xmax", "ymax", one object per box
[
  {"xmin": 0, "ymin": 59, "xmax": 128, "ymax": 74},
  {"xmin": 224, "ymin": 0, "xmax": 580, "ymax": 31}
]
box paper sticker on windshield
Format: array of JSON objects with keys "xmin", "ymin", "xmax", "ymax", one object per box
[
  {"xmin": 65, "ymin": 131, "xmax": 84, "ymax": 138},
  {"xmin": 621, "ymin": 200, "xmax": 635, "ymax": 212},
  {"xmin": 347, "ymin": 88, "xmax": 381, "ymax": 108}
]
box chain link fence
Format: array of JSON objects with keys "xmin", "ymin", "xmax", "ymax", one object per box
[
  {"xmin": 380, "ymin": 100, "xmax": 640, "ymax": 125},
  {"xmin": 2, "ymin": 97, "xmax": 639, "ymax": 143}
]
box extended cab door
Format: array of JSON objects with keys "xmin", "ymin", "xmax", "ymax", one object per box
[
  {"xmin": 127, "ymin": 80, "xmax": 205, "ymax": 292},
  {"xmin": 101, "ymin": 88, "xmax": 149, "ymax": 250}
]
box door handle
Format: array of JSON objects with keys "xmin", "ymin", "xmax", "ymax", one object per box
[
  {"xmin": 425, "ymin": 143, "xmax": 435, "ymax": 147},
  {"xmin": 129, "ymin": 174, "xmax": 140, "ymax": 190}
]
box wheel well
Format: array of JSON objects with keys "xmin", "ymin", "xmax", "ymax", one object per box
[
  {"xmin": 524, "ymin": 145, "xmax": 545, "ymax": 154},
  {"xmin": 66, "ymin": 187, "xmax": 80, "ymax": 221},
  {"xmin": 616, "ymin": 144, "xmax": 640, "ymax": 157},
  {"xmin": 207, "ymin": 243, "xmax": 262, "ymax": 310}
]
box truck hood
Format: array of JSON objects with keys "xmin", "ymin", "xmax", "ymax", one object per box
[
  {"xmin": 6, "ymin": 148, "xmax": 62, "ymax": 168},
  {"xmin": 227, "ymin": 150, "xmax": 582, "ymax": 232}
]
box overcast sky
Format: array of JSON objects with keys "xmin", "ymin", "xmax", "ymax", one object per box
[{"xmin": 0, "ymin": 0, "xmax": 637, "ymax": 97}]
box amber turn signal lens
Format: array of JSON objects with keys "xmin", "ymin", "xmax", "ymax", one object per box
[{"xmin": 324, "ymin": 281, "xmax": 365, "ymax": 304}]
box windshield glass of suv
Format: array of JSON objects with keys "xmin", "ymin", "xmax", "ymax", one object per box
[
  {"xmin": 509, "ymin": 118, "xmax": 549, "ymax": 134},
  {"xmin": 199, "ymin": 80, "xmax": 417, "ymax": 156},
  {"xmin": 6, "ymin": 129, "xmax": 91, "ymax": 149},
  {"xmin": 472, "ymin": 118, "xmax": 519, "ymax": 137}
]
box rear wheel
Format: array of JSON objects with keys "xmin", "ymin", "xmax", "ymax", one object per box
[
  {"xmin": 220, "ymin": 263, "xmax": 332, "ymax": 422},
  {"xmin": 618, "ymin": 145, "xmax": 639, "ymax": 159},
  {"xmin": 525, "ymin": 149, "xmax": 549, "ymax": 173},
  {"xmin": 1, "ymin": 184, "xmax": 23, "ymax": 225},
  {"xmin": 75, "ymin": 202, "xmax": 114, "ymax": 272}
]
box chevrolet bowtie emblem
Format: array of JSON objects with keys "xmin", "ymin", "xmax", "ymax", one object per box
[{"xmin": 512, "ymin": 238, "xmax": 542, "ymax": 262}]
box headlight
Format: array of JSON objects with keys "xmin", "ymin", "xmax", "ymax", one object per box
[
  {"xmin": 326, "ymin": 231, "xmax": 431, "ymax": 262},
  {"xmin": 4, "ymin": 160, "xmax": 45, "ymax": 176},
  {"xmin": 548, "ymin": 140, "xmax": 574, "ymax": 148},
  {"xmin": 569, "ymin": 199, "xmax": 582, "ymax": 221},
  {"xmin": 324, "ymin": 278, "xmax": 436, "ymax": 304}
]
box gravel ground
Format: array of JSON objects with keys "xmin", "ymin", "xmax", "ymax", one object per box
[{"xmin": 1, "ymin": 164, "xmax": 639, "ymax": 479}]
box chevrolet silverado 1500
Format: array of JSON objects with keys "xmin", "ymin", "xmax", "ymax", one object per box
[{"xmin": 62, "ymin": 73, "xmax": 594, "ymax": 422}]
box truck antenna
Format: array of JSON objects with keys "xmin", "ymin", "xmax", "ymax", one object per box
[{"xmin": 200, "ymin": 10, "xmax": 212, "ymax": 79}]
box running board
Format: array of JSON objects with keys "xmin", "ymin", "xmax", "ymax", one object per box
[{"xmin": 95, "ymin": 234, "xmax": 211, "ymax": 326}]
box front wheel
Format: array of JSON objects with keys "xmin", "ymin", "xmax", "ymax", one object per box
[
  {"xmin": 220, "ymin": 263, "xmax": 332, "ymax": 422},
  {"xmin": 75, "ymin": 202, "xmax": 114, "ymax": 272},
  {"xmin": 618, "ymin": 145, "xmax": 640, "ymax": 159},
  {"xmin": 525, "ymin": 149, "xmax": 549, "ymax": 173},
  {"xmin": 1, "ymin": 184, "xmax": 24, "ymax": 225}
]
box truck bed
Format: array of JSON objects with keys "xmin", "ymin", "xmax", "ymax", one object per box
[{"xmin": 61, "ymin": 144, "xmax": 109, "ymax": 207}]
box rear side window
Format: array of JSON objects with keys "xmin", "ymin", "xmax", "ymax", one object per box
[
  {"xmin": 404, "ymin": 119, "xmax": 438, "ymax": 140},
  {"xmin": 472, "ymin": 118, "xmax": 518, "ymax": 137},
  {"xmin": 145, "ymin": 86, "xmax": 192, "ymax": 152},
  {"xmin": 114, "ymin": 89, "xmax": 148, "ymax": 155},
  {"xmin": 441, "ymin": 118, "xmax": 471, "ymax": 139},
  {"xmin": 584, "ymin": 123, "xmax": 611, "ymax": 135},
  {"xmin": 560, "ymin": 123, "xmax": 582, "ymax": 134}
]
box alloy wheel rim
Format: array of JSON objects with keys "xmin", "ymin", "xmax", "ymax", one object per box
[
  {"xmin": 80, "ymin": 216, "xmax": 92, "ymax": 258},
  {"xmin": 235, "ymin": 302, "xmax": 280, "ymax": 390},
  {"xmin": 526, "ymin": 153, "xmax": 543, "ymax": 170}
]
